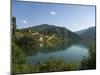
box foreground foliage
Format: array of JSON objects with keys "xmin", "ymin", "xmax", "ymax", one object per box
[
  {"xmin": 12, "ymin": 58, "xmax": 76, "ymax": 74},
  {"xmin": 81, "ymin": 43, "xmax": 96, "ymax": 69},
  {"xmin": 12, "ymin": 43, "xmax": 26, "ymax": 74}
]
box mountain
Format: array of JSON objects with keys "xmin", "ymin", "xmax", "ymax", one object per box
[
  {"xmin": 20, "ymin": 24, "xmax": 82, "ymax": 43},
  {"xmin": 76, "ymin": 26, "xmax": 96, "ymax": 41}
]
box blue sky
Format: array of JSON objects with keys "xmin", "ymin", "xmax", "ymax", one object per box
[{"xmin": 12, "ymin": 0, "xmax": 95, "ymax": 31}]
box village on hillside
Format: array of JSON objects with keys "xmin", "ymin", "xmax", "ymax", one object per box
[{"xmin": 15, "ymin": 30, "xmax": 64, "ymax": 47}]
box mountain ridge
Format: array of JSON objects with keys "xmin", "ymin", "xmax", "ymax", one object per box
[{"xmin": 75, "ymin": 26, "xmax": 96, "ymax": 41}]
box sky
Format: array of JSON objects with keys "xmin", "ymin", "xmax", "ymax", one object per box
[{"xmin": 12, "ymin": 0, "xmax": 96, "ymax": 32}]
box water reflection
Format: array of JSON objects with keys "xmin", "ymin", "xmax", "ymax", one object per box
[
  {"xmin": 25, "ymin": 42, "xmax": 89, "ymax": 65},
  {"xmin": 25, "ymin": 41, "xmax": 72, "ymax": 56}
]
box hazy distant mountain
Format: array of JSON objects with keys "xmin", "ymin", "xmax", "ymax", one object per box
[
  {"xmin": 20, "ymin": 24, "xmax": 81, "ymax": 43},
  {"xmin": 76, "ymin": 27, "xmax": 96, "ymax": 41}
]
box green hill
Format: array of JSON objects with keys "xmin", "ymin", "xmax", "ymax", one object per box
[{"xmin": 19, "ymin": 24, "xmax": 82, "ymax": 43}]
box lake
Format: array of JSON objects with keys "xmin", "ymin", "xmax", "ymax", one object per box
[{"xmin": 26, "ymin": 43, "xmax": 89, "ymax": 68}]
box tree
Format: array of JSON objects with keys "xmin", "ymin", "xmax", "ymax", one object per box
[
  {"xmin": 81, "ymin": 43, "xmax": 96, "ymax": 69},
  {"xmin": 12, "ymin": 17, "xmax": 16, "ymax": 35},
  {"xmin": 15, "ymin": 35, "xmax": 35, "ymax": 49}
]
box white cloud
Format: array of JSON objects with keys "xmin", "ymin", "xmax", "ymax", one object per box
[
  {"xmin": 22, "ymin": 19, "xmax": 27, "ymax": 24},
  {"xmin": 50, "ymin": 11, "xmax": 56, "ymax": 15}
]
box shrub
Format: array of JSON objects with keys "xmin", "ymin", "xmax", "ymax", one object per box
[
  {"xmin": 12, "ymin": 43, "xmax": 26, "ymax": 74},
  {"xmin": 81, "ymin": 43, "xmax": 96, "ymax": 69},
  {"xmin": 15, "ymin": 35, "xmax": 35, "ymax": 49}
]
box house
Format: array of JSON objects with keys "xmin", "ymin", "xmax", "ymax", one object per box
[
  {"xmin": 39, "ymin": 37, "xmax": 43, "ymax": 42},
  {"xmin": 48, "ymin": 34, "xmax": 56, "ymax": 41},
  {"xmin": 28, "ymin": 29, "xmax": 32, "ymax": 32}
]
